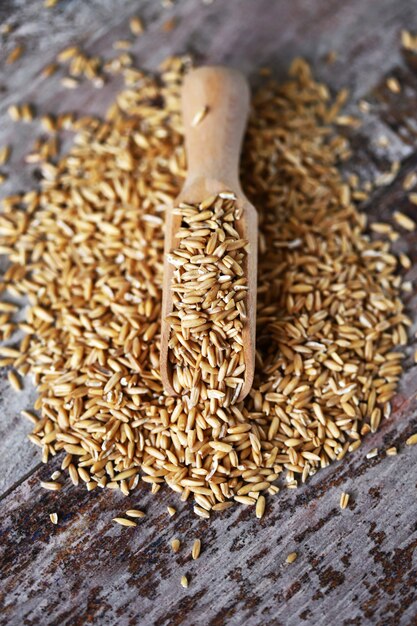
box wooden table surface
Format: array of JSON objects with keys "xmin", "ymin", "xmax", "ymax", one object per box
[{"xmin": 1, "ymin": 1, "xmax": 417, "ymax": 624}]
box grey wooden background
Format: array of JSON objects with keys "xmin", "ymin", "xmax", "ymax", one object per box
[{"xmin": 1, "ymin": 1, "xmax": 417, "ymax": 625}]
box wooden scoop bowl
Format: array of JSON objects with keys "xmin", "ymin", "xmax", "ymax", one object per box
[{"xmin": 160, "ymin": 66, "xmax": 257, "ymax": 403}]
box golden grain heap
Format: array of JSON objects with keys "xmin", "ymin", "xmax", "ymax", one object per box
[
  {"xmin": 167, "ymin": 193, "xmax": 248, "ymax": 407},
  {"xmin": 0, "ymin": 55, "xmax": 410, "ymax": 516}
]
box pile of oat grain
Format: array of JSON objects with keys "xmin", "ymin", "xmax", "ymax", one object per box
[{"xmin": 0, "ymin": 55, "xmax": 410, "ymax": 517}]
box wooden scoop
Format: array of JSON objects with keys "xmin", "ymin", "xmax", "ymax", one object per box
[{"xmin": 160, "ymin": 66, "xmax": 257, "ymax": 403}]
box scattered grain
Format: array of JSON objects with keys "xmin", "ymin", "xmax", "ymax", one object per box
[
  {"xmin": 125, "ymin": 509, "xmax": 146, "ymax": 518},
  {"xmin": 406, "ymin": 433, "xmax": 417, "ymax": 446},
  {"xmin": 61, "ymin": 77, "xmax": 79, "ymax": 89},
  {"xmin": 21, "ymin": 409, "xmax": 38, "ymax": 424},
  {"xmin": 57, "ymin": 46, "xmax": 79, "ymax": 62},
  {"xmin": 41, "ymin": 481, "xmax": 62, "ymax": 491},
  {"xmin": 171, "ymin": 538, "xmax": 181, "ymax": 553},
  {"xmin": 192, "ymin": 539, "xmax": 201, "ymax": 560},
  {"xmin": 386, "ymin": 77, "xmax": 401, "ymax": 93},
  {"xmin": 401, "ymin": 30, "xmax": 417, "ymax": 51},
  {"xmin": 399, "ymin": 253, "xmax": 411, "ymax": 269},
  {"xmin": 255, "ymin": 495, "xmax": 266, "ymax": 519},
  {"xmin": 113, "ymin": 40, "xmax": 132, "ymax": 50},
  {"xmin": 377, "ymin": 135, "xmax": 389, "ymax": 148},
  {"xmin": 129, "ymin": 16, "xmax": 144, "ymax": 35},
  {"xmin": 358, "ymin": 99, "xmax": 371, "ymax": 113},
  {"xmin": 8, "ymin": 370, "xmax": 22, "ymax": 391},
  {"xmin": 180, "ymin": 575, "xmax": 189, "ymax": 588},
  {"xmin": 386, "ymin": 447, "xmax": 397, "ymax": 456},
  {"xmin": 113, "ymin": 517, "xmax": 137, "ymax": 527},
  {"xmin": 7, "ymin": 105, "xmax": 21, "ymax": 121},
  {"xmin": 335, "ymin": 115, "xmax": 361, "ymax": 128},
  {"xmin": 286, "ymin": 552, "xmax": 298, "ymax": 564},
  {"xmin": 0, "ymin": 146, "xmax": 11, "ymax": 166},
  {"xmin": 42, "ymin": 63, "xmax": 58, "ymax": 78},
  {"xmin": 0, "ymin": 23, "xmax": 13, "ymax": 34},
  {"xmin": 393, "ymin": 211, "xmax": 415, "ymax": 231},
  {"xmin": 403, "ymin": 172, "xmax": 417, "ymax": 191},
  {"xmin": 340, "ymin": 492, "xmax": 350, "ymax": 509},
  {"xmin": 167, "ymin": 506, "xmax": 176, "ymax": 517},
  {"xmin": 21, "ymin": 103, "xmax": 34, "ymax": 122},
  {"xmin": 6, "ymin": 45, "xmax": 24, "ymax": 64}
]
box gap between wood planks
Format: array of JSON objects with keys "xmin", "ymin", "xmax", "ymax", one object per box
[{"xmin": 0, "ymin": 462, "xmax": 43, "ymax": 503}]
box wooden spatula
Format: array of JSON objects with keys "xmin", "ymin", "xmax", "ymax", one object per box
[{"xmin": 160, "ymin": 66, "xmax": 257, "ymax": 403}]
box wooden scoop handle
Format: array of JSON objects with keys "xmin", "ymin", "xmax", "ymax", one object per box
[
  {"xmin": 181, "ymin": 66, "xmax": 250, "ymax": 193},
  {"xmin": 161, "ymin": 66, "xmax": 255, "ymax": 400}
]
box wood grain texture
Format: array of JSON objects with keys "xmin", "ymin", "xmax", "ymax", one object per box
[{"xmin": 1, "ymin": 0, "xmax": 417, "ymax": 624}]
